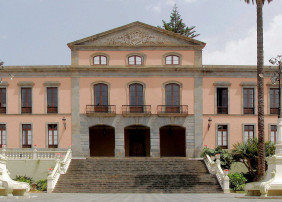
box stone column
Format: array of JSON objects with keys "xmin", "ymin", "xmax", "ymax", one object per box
[
  {"xmin": 194, "ymin": 77, "xmax": 203, "ymax": 158},
  {"xmin": 115, "ymin": 121, "xmax": 125, "ymax": 158},
  {"xmin": 150, "ymin": 124, "xmax": 160, "ymax": 157},
  {"xmin": 71, "ymin": 74, "xmax": 82, "ymax": 157}
]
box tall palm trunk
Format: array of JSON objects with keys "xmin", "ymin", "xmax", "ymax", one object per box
[{"xmin": 256, "ymin": 1, "xmax": 265, "ymax": 181}]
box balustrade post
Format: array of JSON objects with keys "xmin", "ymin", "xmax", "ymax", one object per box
[
  {"xmin": 223, "ymin": 169, "xmax": 230, "ymax": 193},
  {"xmin": 2, "ymin": 144, "xmax": 6, "ymax": 157},
  {"xmin": 33, "ymin": 145, "xmax": 38, "ymax": 159}
]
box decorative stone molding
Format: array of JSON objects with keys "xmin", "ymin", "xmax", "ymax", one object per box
[
  {"xmin": 240, "ymin": 82, "xmax": 257, "ymax": 86},
  {"xmin": 43, "ymin": 81, "xmax": 61, "ymax": 87},
  {"xmin": 17, "ymin": 81, "xmax": 34, "ymax": 87},
  {"xmin": 213, "ymin": 82, "xmax": 231, "ymax": 87},
  {"xmin": 0, "ymin": 82, "xmax": 8, "ymax": 87}
]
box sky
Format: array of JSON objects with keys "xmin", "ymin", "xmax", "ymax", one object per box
[{"xmin": 0, "ymin": 0, "xmax": 282, "ymax": 66}]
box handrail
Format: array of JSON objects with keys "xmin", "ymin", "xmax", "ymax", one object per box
[
  {"xmin": 204, "ymin": 153, "xmax": 230, "ymax": 193},
  {"xmin": 47, "ymin": 148, "xmax": 72, "ymax": 193}
]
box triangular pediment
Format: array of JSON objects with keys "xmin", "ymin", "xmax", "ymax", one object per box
[{"xmin": 68, "ymin": 21, "xmax": 205, "ymax": 48}]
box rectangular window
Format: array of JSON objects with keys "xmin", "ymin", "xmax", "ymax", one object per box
[
  {"xmin": 21, "ymin": 88, "xmax": 32, "ymax": 113},
  {"xmin": 217, "ymin": 88, "xmax": 228, "ymax": 114},
  {"xmin": 217, "ymin": 125, "xmax": 228, "ymax": 149},
  {"xmin": 48, "ymin": 124, "xmax": 58, "ymax": 148},
  {"xmin": 47, "ymin": 87, "xmax": 58, "ymax": 113},
  {"xmin": 22, "ymin": 124, "xmax": 32, "ymax": 148},
  {"xmin": 0, "ymin": 124, "xmax": 6, "ymax": 148},
  {"xmin": 243, "ymin": 88, "xmax": 254, "ymax": 114},
  {"xmin": 0, "ymin": 88, "xmax": 6, "ymax": 113},
  {"xmin": 244, "ymin": 125, "xmax": 254, "ymax": 142},
  {"xmin": 270, "ymin": 125, "xmax": 277, "ymax": 144},
  {"xmin": 270, "ymin": 88, "xmax": 279, "ymax": 115}
]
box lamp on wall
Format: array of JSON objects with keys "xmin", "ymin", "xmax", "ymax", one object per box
[
  {"xmin": 208, "ymin": 117, "xmax": 212, "ymax": 130},
  {"xmin": 62, "ymin": 117, "xmax": 66, "ymax": 129}
]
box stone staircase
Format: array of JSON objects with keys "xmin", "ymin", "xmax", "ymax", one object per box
[{"xmin": 53, "ymin": 158, "xmax": 222, "ymax": 193}]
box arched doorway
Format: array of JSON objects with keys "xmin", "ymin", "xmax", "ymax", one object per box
[
  {"xmin": 89, "ymin": 125, "xmax": 115, "ymax": 157},
  {"xmin": 160, "ymin": 125, "xmax": 186, "ymax": 157},
  {"xmin": 124, "ymin": 125, "xmax": 150, "ymax": 157}
]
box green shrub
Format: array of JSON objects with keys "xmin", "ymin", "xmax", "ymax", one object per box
[
  {"xmin": 13, "ymin": 175, "xmax": 33, "ymax": 186},
  {"xmin": 36, "ymin": 179, "xmax": 47, "ymax": 191},
  {"xmin": 201, "ymin": 146, "xmax": 232, "ymax": 169},
  {"xmin": 228, "ymin": 172, "xmax": 247, "ymax": 191}
]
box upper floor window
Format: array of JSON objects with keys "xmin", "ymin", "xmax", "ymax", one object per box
[
  {"xmin": 217, "ymin": 125, "xmax": 228, "ymax": 149},
  {"xmin": 270, "ymin": 125, "xmax": 277, "ymax": 144},
  {"xmin": 244, "ymin": 125, "xmax": 254, "ymax": 142},
  {"xmin": 93, "ymin": 55, "xmax": 107, "ymax": 65},
  {"xmin": 0, "ymin": 88, "xmax": 6, "ymax": 113},
  {"xmin": 0, "ymin": 124, "xmax": 6, "ymax": 148},
  {"xmin": 165, "ymin": 55, "xmax": 180, "ymax": 65},
  {"xmin": 270, "ymin": 88, "xmax": 279, "ymax": 115},
  {"xmin": 22, "ymin": 124, "xmax": 32, "ymax": 148},
  {"xmin": 243, "ymin": 88, "xmax": 254, "ymax": 114},
  {"xmin": 129, "ymin": 83, "xmax": 144, "ymax": 113},
  {"xmin": 48, "ymin": 124, "xmax": 58, "ymax": 148},
  {"xmin": 165, "ymin": 83, "xmax": 180, "ymax": 113},
  {"xmin": 94, "ymin": 83, "xmax": 109, "ymax": 113},
  {"xmin": 47, "ymin": 87, "xmax": 58, "ymax": 113},
  {"xmin": 128, "ymin": 55, "xmax": 142, "ymax": 65},
  {"xmin": 217, "ymin": 88, "xmax": 228, "ymax": 114},
  {"xmin": 21, "ymin": 88, "xmax": 32, "ymax": 114}
]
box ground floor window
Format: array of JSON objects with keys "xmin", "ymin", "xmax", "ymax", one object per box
[
  {"xmin": 270, "ymin": 125, "xmax": 277, "ymax": 144},
  {"xmin": 244, "ymin": 125, "xmax": 254, "ymax": 142},
  {"xmin": 48, "ymin": 124, "xmax": 58, "ymax": 148},
  {"xmin": 217, "ymin": 125, "xmax": 228, "ymax": 149},
  {"xmin": 0, "ymin": 124, "xmax": 6, "ymax": 147},
  {"xmin": 22, "ymin": 124, "xmax": 32, "ymax": 148}
]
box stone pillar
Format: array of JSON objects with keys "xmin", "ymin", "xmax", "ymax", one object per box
[
  {"xmin": 71, "ymin": 74, "xmax": 82, "ymax": 157},
  {"xmin": 194, "ymin": 50, "xmax": 202, "ymax": 66},
  {"xmin": 115, "ymin": 123, "xmax": 125, "ymax": 158},
  {"xmin": 150, "ymin": 126, "xmax": 160, "ymax": 157},
  {"xmin": 275, "ymin": 118, "xmax": 282, "ymax": 155},
  {"xmin": 194, "ymin": 77, "xmax": 203, "ymax": 158}
]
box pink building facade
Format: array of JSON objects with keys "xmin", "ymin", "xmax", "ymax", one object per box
[{"xmin": 0, "ymin": 22, "xmax": 278, "ymax": 157}]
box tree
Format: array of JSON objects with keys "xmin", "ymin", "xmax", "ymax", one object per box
[
  {"xmin": 161, "ymin": 4, "xmax": 199, "ymax": 38},
  {"xmin": 242, "ymin": 0, "xmax": 272, "ymax": 181},
  {"xmin": 232, "ymin": 139, "xmax": 275, "ymax": 182}
]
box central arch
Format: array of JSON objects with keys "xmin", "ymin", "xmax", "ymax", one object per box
[
  {"xmin": 89, "ymin": 125, "xmax": 115, "ymax": 157},
  {"xmin": 160, "ymin": 125, "xmax": 186, "ymax": 157},
  {"xmin": 124, "ymin": 125, "xmax": 150, "ymax": 157}
]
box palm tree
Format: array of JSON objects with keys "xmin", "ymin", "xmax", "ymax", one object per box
[{"xmin": 242, "ymin": 0, "xmax": 272, "ymax": 181}]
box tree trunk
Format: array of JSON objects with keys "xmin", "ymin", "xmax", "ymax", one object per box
[{"xmin": 256, "ymin": 1, "xmax": 265, "ymax": 181}]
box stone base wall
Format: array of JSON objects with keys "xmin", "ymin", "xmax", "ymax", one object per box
[{"xmin": 74, "ymin": 115, "xmax": 196, "ymax": 158}]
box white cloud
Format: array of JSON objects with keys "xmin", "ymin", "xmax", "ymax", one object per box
[
  {"xmin": 146, "ymin": 4, "xmax": 161, "ymax": 13},
  {"xmin": 166, "ymin": 0, "xmax": 197, "ymax": 6},
  {"xmin": 204, "ymin": 14, "xmax": 282, "ymax": 65}
]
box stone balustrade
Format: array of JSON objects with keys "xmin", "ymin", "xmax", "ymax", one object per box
[{"xmin": 204, "ymin": 153, "xmax": 230, "ymax": 193}]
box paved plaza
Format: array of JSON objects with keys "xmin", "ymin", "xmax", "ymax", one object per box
[{"xmin": 0, "ymin": 193, "xmax": 281, "ymax": 202}]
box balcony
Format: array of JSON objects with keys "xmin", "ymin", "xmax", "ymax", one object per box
[
  {"xmin": 21, "ymin": 107, "xmax": 32, "ymax": 114},
  {"xmin": 47, "ymin": 107, "xmax": 58, "ymax": 113},
  {"xmin": 157, "ymin": 105, "xmax": 188, "ymax": 116},
  {"xmin": 86, "ymin": 105, "xmax": 116, "ymax": 117},
  {"xmin": 270, "ymin": 108, "xmax": 278, "ymax": 115},
  {"xmin": 0, "ymin": 107, "xmax": 6, "ymax": 114},
  {"xmin": 217, "ymin": 106, "xmax": 228, "ymax": 114},
  {"xmin": 122, "ymin": 105, "xmax": 151, "ymax": 116},
  {"xmin": 244, "ymin": 107, "xmax": 254, "ymax": 114}
]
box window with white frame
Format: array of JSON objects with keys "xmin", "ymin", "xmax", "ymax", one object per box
[
  {"xmin": 93, "ymin": 55, "xmax": 107, "ymax": 65},
  {"xmin": 22, "ymin": 124, "xmax": 32, "ymax": 148},
  {"xmin": 217, "ymin": 125, "xmax": 228, "ymax": 149},
  {"xmin": 270, "ymin": 125, "xmax": 277, "ymax": 144},
  {"xmin": 128, "ymin": 55, "xmax": 142, "ymax": 65},
  {"xmin": 0, "ymin": 124, "xmax": 6, "ymax": 147},
  {"xmin": 48, "ymin": 124, "xmax": 58, "ymax": 148},
  {"xmin": 165, "ymin": 55, "xmax": 180, "ymax": 65},
  {"xmin": 0, "ymin": 88, "xmax": 6, "ymax": 114},
  {"xmin": 244, "ymin": 125, "xmax": 254, "ymax": 142}
]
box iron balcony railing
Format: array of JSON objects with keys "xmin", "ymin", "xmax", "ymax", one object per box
[
  {"xmin": 270, "ymin": 107, "xmax": 279, "ymax": 115},
  {"xmin": 0, "ymin": 107, "xmax": 6, "ymax": 113},
  {"xmin": 21, "ymin": 107, "xmax": 32, "ymax": 114},
  {"xmin": 217, "ymin": 106, "xmax": 228, "ymax": 114},
  {"xmin": 47, "ymin": 106, "xmax": 58, "ymax": 113},
  {"xmin": 122, "ymin": 105, "xmax": 151, "ymax": 115},
  {"xmin": 244, "ymin": 107, "xmax": 254, "ymax": 114},
  {"xmin": 157, "ymin": 105, "xmax": 188, "ymax": 115},
  {"xmin": 86, "ymin": 105, "xmax": 116, "ymax": 115}
]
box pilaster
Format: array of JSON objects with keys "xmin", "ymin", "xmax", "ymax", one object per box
[{"xmin": 194, "ymin": 77, "xmax": 203, "ymax": 157}]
